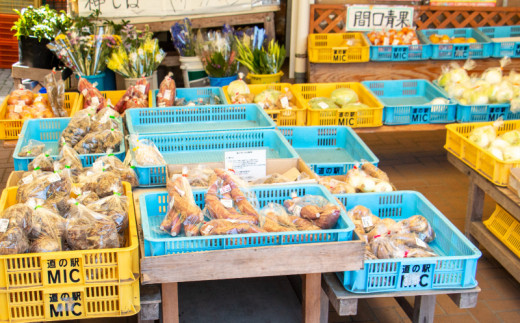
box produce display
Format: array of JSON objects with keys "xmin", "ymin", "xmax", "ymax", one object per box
[
  {"xmin": 319, "ymin": 163, "xmax": 394, "ymax": 194},
  {"xmin": 5, "ymin": 87, "xmax": 54, "ymax": 120},
  {"xmin": 347, "ymin": 205, "xmax": 437, "ymax": 260},
  {"xmin": 78, "ymin": 77, "xmax": 107, "ymax": 112},
  {"xmin": 128, "ymin": 134, "xmax": 166, "ymax": 166},
  {"xmin": 114, "ymin": 78, "xmax": 150, "ymax": 114},
  {"xmin": 367, "ymin": 27, "xmax": 419, "ymax": 46},
  {"xmin": 158, "ymin": 168, "xmax": 342, "ymax": 237},
  {"xmin": 437, "ymin": 57, "xmax": 520, "ymax": 107},
  {"xmin": 467, "ymin": 121, "xmax": 520, "ymax": 162},
  {"xmin": 428, "ymin": 34, "xmax": 477, "ymax": 44},
  {"xmin": 308, "ymin": 87, "xmax": 368, "ymax": 110},
  {"xmin": 227, "ymin": 79, "xmax": 297, "ymax": 110},
  {"xmin": 43, "ymin": 71, "xmax": 67, "ymax": 117},
  {"xmin": 156, "ymin": 72, "xmax": 176, "ymax": 107}
]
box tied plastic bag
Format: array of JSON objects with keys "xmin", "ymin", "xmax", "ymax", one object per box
[
  {"xmin": 437, "ymin": 59, "xmax": 476, "ymax": 88},
  {"xmin": 396, "ymin": 215, "xmax": 436, "ymax": 243},
  {"xmin": 60, "ymin": 107, "xmax": 95, "ymax": 147},
  {"xmin": 18, "ymin": 139, "xmax": 45, "ymax": 157},
  {"xmin": 0, "ymin": 227, "xmax": 29, "ymax": 255},
  {"xmin": 347, "ymin": 205, "xmax": 380, "ymax": 234},
  {"xmin": 128, "ymin": 134, "xmax": 166, "ymax": 166},
  {"xmin": 54, "ymin": 144, "xmax": 83, "ymax": 180},
  {"xmin": 175, "ymin": 165, "xmax": 217, "ymax": 188},
  {"xmin": 74, "ymin": 128, "xmax": 123, "ymax": 154},
  {"xmin": 75, "ymin": 190, "xmax": 100, "ymax": 205},
  {"xmin": 482, "ymin": 56, "xmax": 511, "ymax": 85},
  {"xmin": 200, "ymin": 219, "xmax": 266, "ymax": 236},
  {"xmin": 91, "ymin": 106, "xmax": 121, "ymax": 132},
  {"xmin": 28, "ymin": 152, "xmax": 54, "ymax": 172},
  {"xmin": 78, "ymin": 170, "xmax": 124, "ymax": 198},
  {"xmin": 366, "ymin": 219, "xmax": 399, "ymax": 242},
  {"xmin": 161, "ymin": 174, "xmax": 204, "ymax": 237},
  {"xmin": 79, "ymin": 77, "xmax": 107, "ymax": 112},
  {"xmin": 91, "ymin": 155, "xmax": 139, "ymax": 187},
  {"xmin": 156, "ymin": 72, "xmax": 176, "ymax": 107},
  {"xmin": 66, "ymin": 202, "xmax": 119, "ymax": 250},
  {"xmin": 44, "ymin": 70, "xmax": 67, "ymax": 117},
  {"xmin": 114, "ymin": 78, "xmax": 149, "ymax": 114},
  {"xmin": 0, "ymin": 203, "xmax": 32, "ymax": 234},
  {"xmin": 319, "ymin": 177, "xmax": 356, "ymax": 194},
  {"xmin": 258, "ymin": 203, "xmax": 296, "ymax": 232},
  {"xmin": 28, "ymin": 202, "xmax": 65, "ymax": 252},
  {"xmin": 16, "ymin": 171, "xmax": 72, "ymax": 203},
  {"xmin": 283, "ymin": 194, "xmax": 340, "ymax": 229},
  {"xmin": 87, "ymin": 194, "xmax": 129, "ymax": 234}
]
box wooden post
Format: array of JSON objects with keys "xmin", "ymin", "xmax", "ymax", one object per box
[
  {"xmin": 465, "ymin": 178, "xmax": 485, "ymax": 245},
  {"xmin": 319, "ymin": 288, "xmax": 329, "ymax": 323},
  {"xmin": 162, "ymin": 283, "xmax": 179, "ymax": 323},
  {"xmin": 412, "ymin": 295, "xmax": 436, "ymax": 323},
  {"xmin": 303, "ymin": 273, "xmax": 321, "ymax": 323}
]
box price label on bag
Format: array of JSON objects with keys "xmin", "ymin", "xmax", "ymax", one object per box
[
  {"xmin": 415, "ymin": 237, "xmax": 428, "ymax": 248},
  {"xmin": 361, "ymin": 216, "xmax": 373, "ymax": 228},
  {"xmin": 225, "ymin": 150, "xmax": 266, "ymax": 181},
  {"xmin": 164, "ymin": 90, "xmax": 172, "ymax": 100},
  {"xmin": 221, "ymin": 198, "xmax": 233, "ymax": 208},
  {"xmin": 0, "ymin": 219, "xmax": 9, "ymax": 233}
]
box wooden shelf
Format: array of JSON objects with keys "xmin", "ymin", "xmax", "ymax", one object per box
[
  {"xmin": 470, "ymin": 222, "xmax": 520, "ymax": 282},
  {"xmin": 354, "ymin": 124, "xmax": 448, "ymax": 134}
]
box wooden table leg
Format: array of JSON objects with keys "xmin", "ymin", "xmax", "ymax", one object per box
[
  {"xmin": 319, "ymin": 288, "xmax": 329, "ymax": 323},
  {"xmin": 302, "ymin": 273, "xmax": 321, "ymax": 323},
  {"xmin": 161, "ymin": 282, "xmax": 179, "ymax": 323},
  {"xmin": 412, "ymin": 295, "xmax": 436, "ymax": 323},
  {"xmin": 465, "ymin": 178, "xmax": 485, "ymax": 245}
]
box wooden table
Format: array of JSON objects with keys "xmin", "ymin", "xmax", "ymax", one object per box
[
  {"xmin": 11, "ymin": 62, "xmax": 72, "ymax": 88},
  {"xmin": 308, "ymin": 58, "xmax": 520, "ymax": 83},
  {"xmin": 321, "ymin": 273, "xmax": 480, "ymax": 323},
  {"xmin": 132, "ymin": 188, "xmax": 364, "ymax": 323},
  {"xmin": 447, "ymin": 153, "xmax": 520, "ymax": 282}
]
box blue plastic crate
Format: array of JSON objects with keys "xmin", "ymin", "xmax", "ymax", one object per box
[
  {"xmin": 133, "ymin": 129, "xmax": 299, "ymax": 187},
  {"xmin": 334, "ymin": 191, "xmax": 481, "ymax": 293},
  {"xmin": 417, "ymin": 28, "xmax": 493, "ymax": 60},
  {"xmin": 278, "ymin": 126, "xmax": 378, "ymax": 176},
  {"xmin": 139, "ymin": 184, "xmax": 355, "ymax": 256},
  {"xmin": 367, "ymin": 34, "xmax": 431, "ymax": 61},
  {"xmin": 362, "ymin": 80, "xmax": 457, "ymax": 125},
  {"xmin": 125, "ymin": 104, "xmax": 276, "ymax": 135},
  {"xmin": 13, "ymin": 118, "xmax": 126, "ymax": 171},
  {"xmin": 431, "ymin": 80, "xmax": 519, "ymax": 122},
  {"xmin": 151, "ymin": 87, "xmax": 226, "ymax": 107},
  {"xmin": 478, "ymin": 26, "xmax": 520, "ymax": 58}
]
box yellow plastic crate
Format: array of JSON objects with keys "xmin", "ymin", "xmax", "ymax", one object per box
[
  {"xmin": 292, "ymin": 82, "xmax": 384, "ymax": 127},
  {"xmin": 0, "ymin": 182, "xmax": 139, "ymax": 291},
  {"xmin": 308, "ymin": 33, "xmax": 370, "ymax": 63},
  {"xmin": 246, "ymin": 71, "xmax": 283, "ymax": 84},
  {"xmin": 0, "ymin": 278, "xmax": 140, "ymax": 322},
  {"xmin": 72, "ymin": 90, "xmax": 154, "ymax": 114},
  {"xmin": 484, "ymin": 204, "xmax": 520, "ymax": 258},
  {"xmin": 223, "ymin": 83, "xmax": 306, "ymax": 126},
  {"xmin": 445, "ymin": 120, "xmax": 520, "ymax": 186},
  {"xmin": 0, "ymin": 92, "xmax": 79, "ymax": 140}
]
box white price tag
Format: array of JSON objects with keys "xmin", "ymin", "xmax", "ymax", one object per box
[
  {"xmin": 91, "ymin": 96, "xmax": 100, "ymax": 105},
  {"xmin": 293, "ymin": 205, "xmax": 302, "ymax": 217},
  {"xmin": 280, "ymin": 96, "xmax": 289, "ymax": 108},
  {"xmin": 221, "ymin": 198, "xmax": 233, "ymax": 208},
  {"xmin": 418, "ymin": 232, "xmax": 427, "ymax": 241},
  {"xmin": 0, "ymin": 219, "xmax": 9, "ymax": 233},
  {"xmin": 318, "ymin": 102, "xmax": 329, "ymax": 109},
  {"xmin": 220, "ymin": 185, "xmax": 231, "ymax": 194},
  {"xmin": 21, "ymin": 174, "xmax": 33, "ymax": 185},
  {"xmin": 14, "ymin": 105, "xmax": 23, "ymax": 113},
  {"xmin": 415, "ymin": 237, "xmax": 428, "ymax": 248},
  {"xmin": 34, "ymin": 96, "xmax": 43, "ymax": 103},
  {"xmin": 138, "ymin": 85, "xmax": 146, "ymax": 94},
  {"xmin": 402, "ymin": 273, "xmax": 421, "ymax": 287},
  {"xmin": 26, "ymin": 199, "xmax": 37, "ymax": 210},
  {"xmin": 224, "ymin": 150, "xmax": 266, "ymax": 182},
  {"xmin": 164, "ymin": 90, "xmax": 172, "ymax": 100},
  {"xmin": 82, "ymin": 89, "xmax": 88, "ymax": 96},
  {"xmin": 361, "ymin": 216, "xmax": 373, "ymax": 228},
  {"xmin": 48, "ymin": 172, "xmax": 61, "ymax": 183}
]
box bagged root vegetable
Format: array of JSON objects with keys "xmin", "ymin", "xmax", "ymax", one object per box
[
  {"xmin": 283, "ymin": 193, "xmax": 341, "ymax": 229},
  {"xmin": 44, "ymin": 70, "xmax": 67, "ymax": 117},
  {"xmin": 481, "ymin": 56, "xmax": 511, "ymax": 85},
  {"xmin": 78, "ymin": 170, "xmax": 124, "ymax": 198},
  {"xmin": 258, "ymin": 203, "xmax": 296, "ymax": 232},
  {"xmin": 396, "ymin": 215, "xmax": 436, "ymax": 242},
  {"xmin": 128, "ymin": 135, "xmax": 166, "ymax": 166},
  {"xmin": 28, "ymin": 153, "xmax": 54, "ymax": 172},
  {"xmin": 156, "ymin": 72, "xmax": 176, "ymax": 107},
  {"xmin": 87, "ymin": 194, "xmax": 129, "ymax": 234},
  {"xmin": 200, "ymin": 219, "xmax": 266, "ymax": 236},
  {"xmin": 16, "ymin": 171, "xmax": 72, "ymax": 203},
  {"xmin": 437, "ymin": 59, "xmax": 476, "ymax": 87},
  {"xmin": 114, "ymin": 78, "xmax": 149, "ymax": 114},
  {"xmin": 18, "ymin": 139, "xmax": 45, "ymax": 157},
  {"xmin": 91, "ymin": 155, "xmax": 139, "ymax": 188},
  {"xmin": 74, "ymin": 128, "xmax": 123, "ymax": 154},
  {"xmin": 60, "ymin": 107, "xmax": 95, "ymax": 147},
  {"xmin": 78, "ymin": 77, "xmax": 106, "ymax": 112}
]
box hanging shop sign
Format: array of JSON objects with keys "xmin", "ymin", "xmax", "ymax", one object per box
[
  {"xmin": 346, "ymin": 5, "xmax": 414, "ymax": 32},
  {"xmin": 78, "ymin": 0, "xmax": 252, "ymax": 18}
]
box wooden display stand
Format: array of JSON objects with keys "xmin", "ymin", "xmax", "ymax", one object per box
[
  {"xmin": 11, "ymin": 62, "xmax": 72, "ymax": 88},
  {"xmin": 322, "ymin": 273, "xmax": 480, "ymax": 323},
  {"xmin": 448, "ymin": 153, "xmax": 520, "ymax": 282},
  {"xmin": 132, "ymin": 188, "xmax": 364, "ymax": 323}
]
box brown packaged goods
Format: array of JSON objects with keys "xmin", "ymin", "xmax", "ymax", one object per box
[
  {"xmin": 16, "ymin": 172, "xmax": 71, "ymax": 203},
  {"xmin": 79, "ymin": 77, "xmax": 106, "ymax": 112},
  {"xmin": 91, "ymin": 107, "xmax": 121, "ymax": 132},
  {"xmin": 28, "ymin": 153, "xmax": 54, "ymax": 172},
  {"xmin": 200, "ymin": 219, "xmax": 266, "ymax": 236},
  {"xmin": 215, "ymin": 169, "xmax": 259, "ymax": 220},
  {"xmin": 65, "ymin": 203, "xmax": 119, "ymax": 250},
  {"xmin": 156, "ymin": 73, "xmax": 176, "ymax": 107},
  {"xmin": 18, "ymin": 140, "xmax": 45, "ymax": 157},
  {"xmin": 128, "ymin": 135, "xmax": 166, "ymax": 166},
  {"xmin": 87, "ymin": 195, "xmax": 128, "ymax": 234},
  {"xmin": 30, "ymin": 235, "xmax": 62, "ymax": 253},
  {"xmin": 79, "ymin": 171, "xmax": 124, "ymax": 198},
  {"xmin": 76, "ymin": 191, "xmax": 100, "ymax": 205},
  {"xmin": 258, "ymin": 203, "xmax": 297, "ymax": 232},
  {"xmin": 287, "ymin": 215, "xmax": 321, "ymax": 231},
  {"xmin": 397, "ymin": 215, "xmax": 436, "ymax": 242},
  {"xmin": 0, "ymin": 227, "xmax": 30, "ymax": 255},
  {"xmin": 74, "ymin": 128, "xmax": 123, "ymax": 154},
  {"xmin": 312, "ymin": 204, "xmax": 341, "ymax": 229},
  {"xmin": 0, "ymin": 203, "xmax": 32, "ymax": 233},
  {"xmin": 92, "ymin": 155, "xmax": 138, "ymax": 187},
  {"xmin": 60, "ymin": 108, "xmax": 94, "ymax": 147},
  {"xmin": 114, "ymin": 78, "xmax": 149, "ymax": 114},
  {"xmin": 29, "ymin": 204, "xmax": 66, "ymax": 240},
  {"xmin": 54, "ymin": 145, "xmax": 83, "ymax": 179},
  {"xmin": 44, "ymin": 71, "xmax": 67, "ymax": 117}
]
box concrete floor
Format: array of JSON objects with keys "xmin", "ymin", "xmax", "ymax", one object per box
[{"xmin": 0, "ymin": 69, "xmax": 519, "ymax": 323}]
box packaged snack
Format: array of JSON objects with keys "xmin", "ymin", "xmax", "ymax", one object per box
[
  {"xmin": 87, "ymin": 194, "xmax": 129, "ymax": 234},
  {"xmin": 44, "ymin": 70, "xmax": 67, "ymax": 117},
  {"xmin": 16, "ymin": 171, "xmax": 72, "ymax": 203},
  {"xmin": 18, "ymin": 140, "xmax": 46, "ymax": 157}
]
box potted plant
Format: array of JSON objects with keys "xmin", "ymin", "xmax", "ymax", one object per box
[
  {"xmin": 171, "ymin": 18, "xmax": 207, "ymax": 87},
  {"xmin": 106, "ymin": 24, "xmax": 166, "ymax": 89},
  {"xmin": 235, "ymin": 26, "xmax": 286, "ymax": 84},
  {"xmin": 11, "ymin": 5, "xmax": 71, "ymax": 69},
  {"xmin": 195, "ymin": 24, "xmax": 239, "ymax": 87}
]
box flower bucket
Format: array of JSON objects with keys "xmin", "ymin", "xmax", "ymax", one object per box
[
  {"xmin": 18, "ymin": 36, "xmax": 61, "ymax": 69},
  {"xmin": 123, "ymin": 71, "xmax": 158, "ymax": 90},
  {"xmin": 246, "ymin": 71, "xmax": 284, "ymax": 84},
  {"xmin": 76, "ymin": 72, "xmax": 106, "ymax": 91},
  {"xmin": 208, "ymin": 74, "xmax": 238, "ymax": 87},
  {"xmin": 179, "ymin": 56, "xmax": 208, "ymax": 88}
]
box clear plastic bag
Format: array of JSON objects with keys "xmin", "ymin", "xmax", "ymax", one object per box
[
  {"xmin": 0, "ymin": 227, "xmax": 29, "ymax": 255},
  {"xmin": 78, "ymin": 171, "xmax": 124, "ymax": 198},
  {"xmin": 29, "ymin": 203, "xmax": 66, "ymax": 242},
  {"xmin": 74, "ymin": 128, "xmax": 123, "ymax": 154},
  {"xmin": 16, "ymin": 171, "xmax": 72, "ymax": 203},
  {"xmin": 347, "ymin": 205, "xmax": 380, "ymax": 233},
  {"xmin": 283, "ymin": 194, "xmax": 340, "ymax": 229},
  {"xmin": 18, "ymin": 139, "xmax": 45, "ymax": 157},
  {"xmin": 161, "ymin": 174, "xmax": 203, "ymax": 237},
  {"xmin": 87, "ymin": 194, "xmax": 129, "ymax": 234},
  {"xmin": 78, "ymin": 77, "xmax": 107, "ymax": 112},
  {"xmin": 91, "ymin": 107, "xmax": 121, "ymax": 132},
  {"xmin": 213, "ymin": 168, "xmax": 259, "ymax": 221},
  {"xmin": 0, "ymin": 203, "xmax": 33, "ymax": 234},
  {"xmin": 396, "ymin": 215, "xmax": 436, "ymax": 242},
  {"xmin": 319, "ymin": 177, "xmax": 356, "ymax": 194},
  {"xmin": 28, "ymin": 152, "xmax": 54, "ymax": 172},
  {"xmin": 181, "ymin": 165, "xmax": 217, "ymax": 188},
  {"xmin": 54, "ymin": 144, "xmax": 83, "ymax": 179},
  {"xmin": 65, "ymin": 202, "xmax": 119, "ymax": 250},
  {"xmin": 128, "ymin": 134, "xmax": 166, "ymax": 166},
  {"xmin": 156, "ymin": 72, "xmax": 176, "ymax": 107},
  {"xmin": 258, "ymin": 202, "xmax": 296, "ymax": 232},
  {"xmin": 60, "ymin": 107, "xmax": 95, "ymax": 147},
  {"xmin": 44, "ymin": 70, "xmax": 67, "ymax": 117},
  {"xmin": 200, "ymin": 219, "xmax": 266, "ymax": 236},
  {"xmin": 91, "ymin": 155, "xmax": 139, "ymax": 187},
  {"xmin": 114, "ymin": 79, "xmax": 149, "ymax": 114}
]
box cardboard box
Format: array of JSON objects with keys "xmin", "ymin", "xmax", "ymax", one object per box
[{"xmin": 167, "ymin": 158, "xmax": 318, "ymax": 188}]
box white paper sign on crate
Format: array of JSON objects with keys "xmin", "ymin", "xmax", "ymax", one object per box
[{"xmin": 346, "ymin": 5, "xmax": 414, "ymax": 32}]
